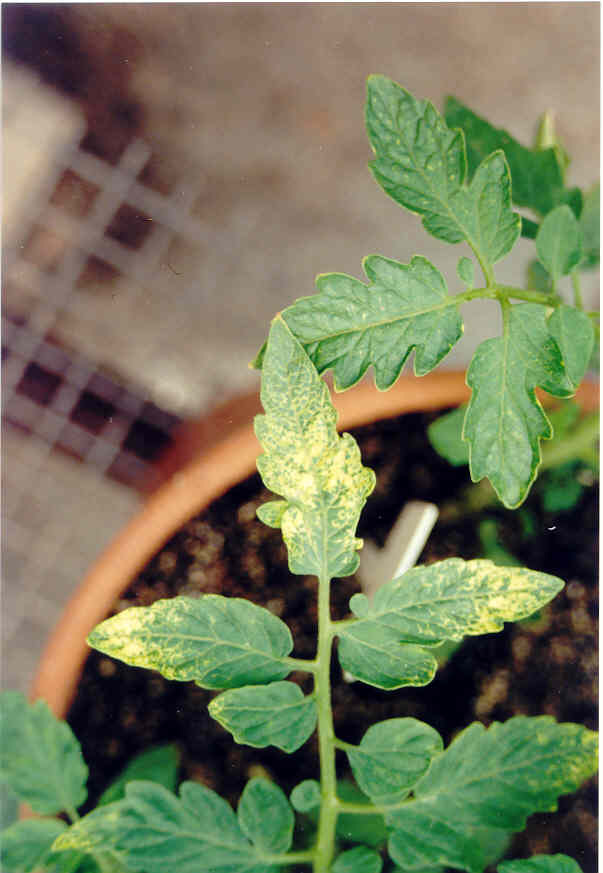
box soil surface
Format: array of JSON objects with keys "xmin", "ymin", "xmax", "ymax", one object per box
[{"xmin": 67, "ymin": 410, "xmax": 598, "ymax": 871}]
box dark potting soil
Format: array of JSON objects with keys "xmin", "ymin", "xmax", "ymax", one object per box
[{"xmin": 67, "ymin": 409, "xmax": 598, "ymax": 870}]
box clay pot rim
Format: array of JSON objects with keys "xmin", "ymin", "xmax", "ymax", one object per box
[{"xmin": 30, "ymin": 371, "xmax": 599, "ymax": 719}]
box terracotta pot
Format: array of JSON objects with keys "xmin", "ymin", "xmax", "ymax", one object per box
[{"xmin": 30, "ymin": 371, "xmax": 598, "ymax": 719}]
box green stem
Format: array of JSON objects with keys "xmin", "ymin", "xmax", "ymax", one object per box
[
  {"xmin": 284, "ymin": 656, "xmax": 318, "ymax": 673},
  {"xmin": 469, "ymin": 243, "xmax": 496, "ymax": 289},
  {"xmin": 334, "ymin": 801, "xmax": 376, "ymax": 815},
  {"xmin": 456, "ymin": 285, "xmax": 558, "ymax": 307},
  {"xmin": 494, "ymin": 284, "xmax": 560, "ymax": 306},
  {"xmin": 330, "ymin": 618, "xmax": 356, "ymax": 632},
  {"xmin": 313, "ymin": 559, "xmax": 338, "ymax": 872},
  {"xmin": 499, "ymin": 294, "xmax": 512, "ymax": 330},
  {"xmin": 335, "ymin": 797, "xmax": 411, "ymax": 815},
  {"xmin": 333, "ymin": 738, "xmax": 356, "ymax": 753},
  {"xmin": 454, "ymin": 286, "xmax": 498, "ymax": 303}
]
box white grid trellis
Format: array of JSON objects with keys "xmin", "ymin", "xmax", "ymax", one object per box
[
  {"xmin": 3, "ymin": 133, "xmax": 203, "ymax": 344},
  {"xmin": 1, "ymin": 75, "xmax": 212, "ymax": 694},
  {"xmin": 1, "ymin": 116, "xmax": 215, "ymax": 479}
]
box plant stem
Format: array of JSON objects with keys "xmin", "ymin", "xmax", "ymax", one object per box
[
  {"xmin": 285, "ymin": 656, "xmax": 318, "ymax": 673},
  {"xmin": 494, "ymin": 284, "xmax": 560, "ymax": 306},
  {"xmin": 334, "ymin": 801, "xmax": 377, "ymax": 814},
  {"xmin": 456, "ymin": 285, "xmax": 558, "ymax": 307},
  {"xmin": 499, "ymin": 294, "xmax": 512, "ymax": 331},
  {"xmin": 333, "ymin": 738, "xmax": 356, "ymax": 753},
  {"xmin": 469, "ymin": 243, "xmax": 495, "ymax": 289},
  {"xmin": 336, "ymin": 797, "xmax": 411, "ymax": 815},
  {"xmin": 313, "ymin": 558, "xmax": 338, "ymax": 872}
]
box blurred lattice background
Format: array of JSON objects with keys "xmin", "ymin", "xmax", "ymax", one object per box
[{"xmin": 2, "ymin": 4, "xmax": 599, "ymax": 698}]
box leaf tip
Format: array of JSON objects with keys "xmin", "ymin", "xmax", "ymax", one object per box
[{"xmin": 349, "ymin": 593, "xmax": 369, "ymax": 618}]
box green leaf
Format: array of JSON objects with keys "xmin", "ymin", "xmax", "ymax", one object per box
[
  {"xmin": 346, "ymin": 718, "xmax": 443, "ymax": 807},
  {"xmin": 332, "ymin": 846, "xmax": 383, "ymax": 873},
  {"xmin": 547, "ymin": 398, "xmax": 581, "ymax": 436},
  {"xmin": 557, "ymin": 186, "xmax": 583, "ymax": 220},
  {"xmin": 547, "ymin": 305, "xmax": 594, "ymax": 390},
  {"xmin": 337, "ymin": 626, "xmax": 437, "ymax": 690},
  {"xmin": 338, "ymin": 558, "xmax": 562, "ymax": 689},
  {"xmin": 366, "ymin": 76, "xmax": 465, "ymax": 243},
  {"xmin": 55, "ymin": 781, "xmax": 275, "ymax": 873},
  {"xmin": 465, "ymin": 302, "xmax": 575, "ymax": 508},
  {"xmin": 209, "ymin": 681, "xmax": 317, "ymax": 753},
  {"xmin": 539, "ymin": 462, "xmax": 584, "ymax": 513},
  {"xmin": 0, "ymin": 692, "xmax": 87, "ymax": 816},
  {"xmin": 290, "ymin": 779, "xmax": 321, "ymax": 813},
  {"xmin": 536, "ymin": 206, "xmax": 582, "ymax": 282},
  {"xmin": 88, "ymin": 596, "xmax": 294, "ymax": 690},
  {"xmin": 256, "ymin": 499, "xmax": 287, "ymax": 528},
  {"xmin": 335, "ymin": 780, "xmax": 388, "ymax": 848},
  {"xmin": 387, "ymin": 716, "xmax": 598, "ymax": 873},
  {"xmin": 366, "ymin": 76, "xmax": 520, "ymax": 269},
  {"xmin": 498, "ymin": 856, "xmax": 583, "ymax": 873},
  {"xmin": 47, "ymin": 853, "xmax": 101, "ymax": 873},
  {"xmin": 49, "ymin": 855, "xmax": 101, "ymax": 873},
  {"xmin": 375, "ymin": 557, "xmax": 563, "ymax": 639},
  {"xmin": 456, "ymin": 256, "xmax": 474, "ymax": 286},
  {"xmin": 444, "ymin": 96, "xmax": 566, "ymax": 217},
  {"xmin": 388, "ymin": 820, "xmax": 510, "ymax": 873},
  {"xmin": 579, "ymin": 183, "xmax": 599, "ymax": 268},
  {"xmin": 255, "ymin": 316, "xmax": 375, "ymax": 578},
  {"xmin": 238, "ymin": 778, "xmax": 294, "ymax": 855},
  {"xmin": 52, "ymin": 799, "xmax": 128, "ymax": 857},
  {"xmin": 534, "ymin": 110, "xmax": 571, "ymax": 181},
  {"xmin": 427, "ymin": 405, "xmax": 469, "ymax": 466},
  {"xmin": 1, "ymin": 818, "xmax": 67, "ymax": 873},
  {"xmin": 470, "ymin": 827, "xmax": 513, "ymax": 869},
  {"xmin": 98, "ymin": 743, "xmax": 180, "ymax": 806},
  {"xmin": 527, "ymin": 259, "xmax": 553, "ymax": 293},
  {"xmin": 521, "ymin": 217, "xmax": 540, "ymax": 240},
  {"xmin": 276, "ymin": 255, "xmax": 462, "ymax": 390},
  {"xmin": 452, "ymin": 152, "xmax": 522, "ymax": 267},
  {"xmin": 392, "ymin": 868, "xmax": 443, "ymax": 873},
  {"xmin": 478, "ymin": 520, "xmax": 520, "ymax": 567},
  {"xmin": 389, "ymin": 822, "xmax": 471, "ymax": 872}
]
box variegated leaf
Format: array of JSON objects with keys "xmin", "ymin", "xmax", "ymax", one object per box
[
  {"xmin": 387, "ymin": 717, "xmax": 597, "ymax": 873},
  {"xmin": 255, "ymin": 316, "xmax": 375, "ymax": 578},
  {"xmin": 88, "ymin": 596, "xmax": 294, "ymax": 690}
]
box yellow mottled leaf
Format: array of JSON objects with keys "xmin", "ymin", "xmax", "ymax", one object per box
[
  {"xmin": 350, "ymin": 558, "xmax": 564, "ymax": 645},
  {"xmin": 337, "ymin": 558, "xmax": 564, "ymax": 690},
  {"xmin": 255, "ymin": 316, "xmax": 375, "ymax": 578},
  {"xmin": 88, "ymin": 596, "xmax": 294, "ymax": 690}
]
